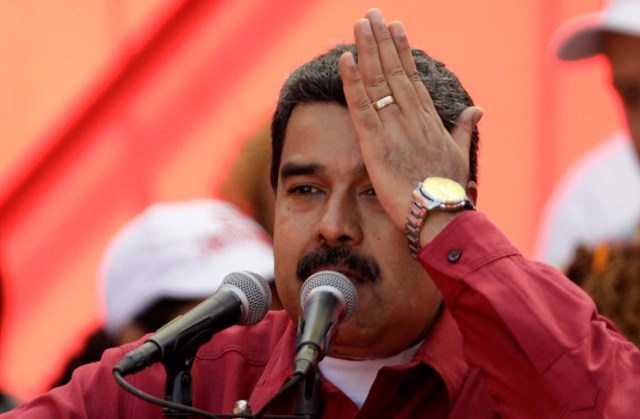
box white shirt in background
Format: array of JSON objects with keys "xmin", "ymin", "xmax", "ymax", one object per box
[{"xmin": 534, "ymin": 131, "xmax": 640, "ymax": 269}]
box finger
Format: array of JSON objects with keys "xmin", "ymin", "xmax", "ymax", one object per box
[
  {"xmin": 353, "ymin": 17, "xmax": 395, "ymax": 108},
  {"xmin": 365, "ymin": 9, "xmax": 418, "ymax": 110},
  {"xmin": 339, "ymin": 51, "xmax": 384, "ymax": 135},
  {"xmin": 388, "ymin": 21, "xmax": 434, "ymax": 115},
  {"xmin": 450, "ymin": 106, "xmax": 484, "ymax": 152}
]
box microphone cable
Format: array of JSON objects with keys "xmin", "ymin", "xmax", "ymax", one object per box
[{"xmin": 114, "ymin": 369, "xmax": 304, "ymax": 419}]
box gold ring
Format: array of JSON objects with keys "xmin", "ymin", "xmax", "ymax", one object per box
[{"xmin": 372, "ymin": 95, "xmax": 396, "ymax": 111}]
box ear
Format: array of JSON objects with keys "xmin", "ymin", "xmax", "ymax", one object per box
[{"xmin": 466, "ymin": 180, "xmax": 478, "ymax": 207}]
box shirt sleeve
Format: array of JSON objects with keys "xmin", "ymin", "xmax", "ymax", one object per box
[
  {"xmin": 2, "ymin": 343, "xmax": 166, "ymax": 418},
  {"xmin": 419, "ymin": 211, "xmax": 640, "ymax": 418}
]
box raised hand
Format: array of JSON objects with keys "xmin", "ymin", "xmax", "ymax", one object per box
[{"xmin": 338, "ymin": 8, "xmax": 482, "ymax": 234}]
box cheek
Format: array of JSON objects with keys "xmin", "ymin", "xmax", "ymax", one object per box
[
  {"xmin": 275, "ymin": 273, "xmax": 302, "ymax": 320},
  {"xmin": 273, "ymin": 204, "xmax": 305, "ymax": 318},
  {"xmin": 273, "ymin": 207, "xmax": 300, "ymax": 263}
]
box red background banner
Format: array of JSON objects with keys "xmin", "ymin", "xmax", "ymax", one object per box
[{"xmin": 0, "ymin": 0, "xmax": 617, "ymax": 400}]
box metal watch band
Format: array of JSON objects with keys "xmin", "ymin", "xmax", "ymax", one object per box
[
  {"xmin": 406, "ymin": 186, "xmax": 428, "ymax": 258},
  {"xmin": 405, "ymin": 179, "xmax": 475, "ymax": 258}
]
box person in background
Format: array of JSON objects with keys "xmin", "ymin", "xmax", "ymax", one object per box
[
  {"xmin": 4, "ymin": 8, "xmax": 640, "ymax": 418},
  {"xmin": 565, "ymin": 238, "xmax": 640, "ymax": 347},
  {"xmin": 216, "ymin": 124, "xmax": 275, "ymax": 237},
  {"xmin": 535, "ymin": 0, "xmax": 640, "ymax": 269},
  {"xmin": 49, "ymin": 199, "xmax": 276, "ymax": 387}
]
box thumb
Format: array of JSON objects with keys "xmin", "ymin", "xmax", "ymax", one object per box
[{"xmin": 451, "ymin": 106, "xmax": 483, "ymax": 151}]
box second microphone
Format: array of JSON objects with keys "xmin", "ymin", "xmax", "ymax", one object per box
[{"xmin": 293, "ymin": 270, "xmax": 358, "ymax": 376}]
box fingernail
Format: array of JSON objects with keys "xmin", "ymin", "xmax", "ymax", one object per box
[
  {"xmin": 356, "ymin": 18, "xmax": 372, "ymax": 35},
  {"xmin": 366, "ymin": 8, "xmax": 384, "ymax": 23},
  {"xmin": 389, "ymin": 21, "xmax": 405, "ymax": 38}
]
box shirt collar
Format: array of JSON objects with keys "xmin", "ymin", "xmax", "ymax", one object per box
[
  {"xmin": 252, "ymin": 309, "xmax": 470, "ymax": 408},
  {"xmin": 414, "ymin": 308, "xmax": 470, "ymax": 404},
  {"xmin": 250, "ymin": 316, "xmax": 299, "ymax": 409}
]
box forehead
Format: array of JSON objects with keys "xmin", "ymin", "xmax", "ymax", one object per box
[{"xmin": 280, "ymin": 102, "xmax": 363, "ymax": 168}]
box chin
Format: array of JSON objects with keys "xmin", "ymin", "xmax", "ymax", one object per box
[
  {"xmin": 328, "ymin": 342, "xmax": 397, "ymax": 360},
  {"xmin": 329, "ymin": 327, "xmax": 381, "ymax": 357}
]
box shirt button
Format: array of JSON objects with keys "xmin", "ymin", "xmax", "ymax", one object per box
[{"xmin": 447, "ymin": 249, "xmax": 462, "ymax": 263}]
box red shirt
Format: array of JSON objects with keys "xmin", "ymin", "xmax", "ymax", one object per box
[{"xmin": 5, "ymin": 212, "xmax": 639, "ymax": 418}]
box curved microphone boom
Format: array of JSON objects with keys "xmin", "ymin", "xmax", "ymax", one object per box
[
  {"xmin": 114, "ymin": 271, "xmax": 271, "ymax": 376},
  {"xmin": 294, "ymin": 270, "xmax": 357, "ymax": 376}
]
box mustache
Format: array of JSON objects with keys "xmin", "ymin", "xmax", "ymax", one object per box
[{"xmin": 296, "ymin": 246, "xmax": 380, "ymax": 284}]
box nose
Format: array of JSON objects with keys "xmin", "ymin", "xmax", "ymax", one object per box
[{"xmin": 315, "ymin": 193, "xmax": 363, "ymax": 247}]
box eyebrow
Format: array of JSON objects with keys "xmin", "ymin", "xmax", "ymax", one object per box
[
  {"xmin": 279, "ymin": 162, "xmax": 325, "ymax": 181},
  {"xmin": 279, "ymin": 161, "xmax": 369, "ymax": 181}
]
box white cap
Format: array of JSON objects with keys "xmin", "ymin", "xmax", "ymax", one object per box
[
  {"xmin": 555, "ymin": 0, "xmax": 640, "ymax": 60},
  {"xmin": 100, "ymin": 199, "xmax": 274, "ymax": 337}
]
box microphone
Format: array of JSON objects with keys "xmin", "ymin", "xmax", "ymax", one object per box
[
  {"xmin": 114, "ymin": 271, "xmax": 271, "ymax": 376},
  {"xmin": 294, "ymin": 270, "xmax": 357, "ymax": 376}
]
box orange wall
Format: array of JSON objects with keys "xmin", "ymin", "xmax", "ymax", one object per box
[{"xmin": 0, "ymin": 0, "xmax": 617, "ymax": 401}]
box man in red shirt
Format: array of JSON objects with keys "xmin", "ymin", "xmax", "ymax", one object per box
[{"xmin": 5, "ymin": 8, "xmax": 639, "ymax": 418}]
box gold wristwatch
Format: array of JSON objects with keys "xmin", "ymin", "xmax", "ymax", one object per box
[{"xmin": 405, "ymin": 177, "xmax": 474, "ymax": 257}]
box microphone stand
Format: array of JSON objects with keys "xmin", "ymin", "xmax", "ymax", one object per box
[
  {"xmin": 293, "ymin": 370, "xmax": 322, "ymax": 419},
  {"xmin": 292, "ymin": 317, "xmax": 324, "ymax": 419},
  {"xmin": 161, "ymin": 352, "xmax": 196, "ymax": 418}
]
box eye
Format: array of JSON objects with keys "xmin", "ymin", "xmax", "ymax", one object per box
[
  {"xmin": 287, "ymin": 184, "xmax": 320, "ymax": 195},
  {"xmin": 363, "ymin": 187, "xmax": 377, "ymax": 197}
]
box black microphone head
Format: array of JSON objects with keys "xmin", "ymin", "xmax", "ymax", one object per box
[
  {"xmin": 300, "ymin": 270, "xmax": 357, "ymax": 322},
  {"xmin": 222, "ymin": 271, "xmax": 272, "ymax": 325}
]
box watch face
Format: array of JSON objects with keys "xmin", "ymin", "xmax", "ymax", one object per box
[{"xmin": 420, "ymin": 177, "xmax": 465, "ymax": 203}]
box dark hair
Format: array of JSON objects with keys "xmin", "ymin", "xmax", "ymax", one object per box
[
  {"xmin": 270, "ymin": 43, "xmax": 479, "ymax": 190},
  {"xmin": 133, "ymin": 297, "xmax": 198, "ymax": 332}
]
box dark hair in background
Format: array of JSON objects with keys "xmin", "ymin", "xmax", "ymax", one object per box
[
  {"xmin": 566, "ymin": 242, "xmax": 640, "ymax": 347},
  {"xmin": 270, "ymin": 43, "xmax": 479, "ymax": 190},
  {"xmin": 132, "ymin": 297, "xmax": 197, "ymax": 332}
]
